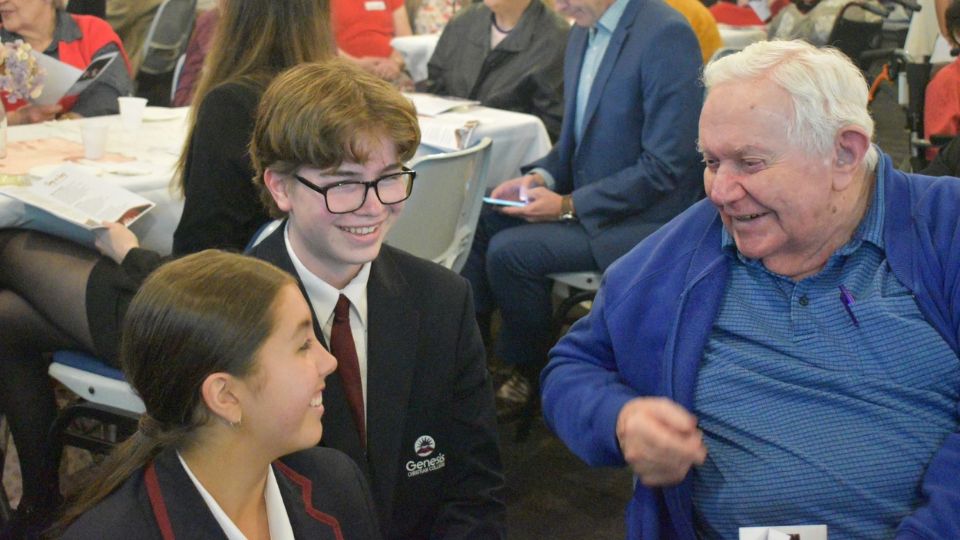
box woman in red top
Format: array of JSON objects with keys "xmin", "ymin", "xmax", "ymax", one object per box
[
  {"xmin": 332, "ymin": 0, "xmax": 414, "ymax": 88},
  {"xmin": 1, "ymin": 0, "xmax": 132, "ymax": 124},
  {"xmin": 709, "ymin": 0, "xmax": 765, "ymax": 25}
]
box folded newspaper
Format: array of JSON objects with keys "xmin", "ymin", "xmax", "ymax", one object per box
[{"xmin": 0, "ymin": 164, "xmax": 154, "ymax": 230}]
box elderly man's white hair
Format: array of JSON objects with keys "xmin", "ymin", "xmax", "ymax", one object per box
[{"xmin": 703, "ymin": 39, "xmax": 878, "ymax": 169}]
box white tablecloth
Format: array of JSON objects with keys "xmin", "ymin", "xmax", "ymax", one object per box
[
  {"xmin": 391, "ymin": 34, "xmax": 441, "ymax": 83},
  {"xmin": 416, "ymin": 105, "xmax": 552, "ymax": 186},
  {"xmin": 1, "ymin": 103, "xmax": 550, "ymax": 255},
  {"xmin": 1, "ymin": 107, "xmax": 190, "ymax": 254}
]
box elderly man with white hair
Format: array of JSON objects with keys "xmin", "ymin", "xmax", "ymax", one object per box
[{"xmin": 541, "ymin": 39, "xmax": 960, "ymax": 539}]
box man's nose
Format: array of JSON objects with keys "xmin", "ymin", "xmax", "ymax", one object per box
[{"xmin": 707, "ymin": 164, "xmax": 744, "ymax": 205}]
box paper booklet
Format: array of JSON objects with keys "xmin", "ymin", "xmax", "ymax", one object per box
[
  {"xmin": 0, "ymin": 164, "xmax": 154, "ymax": 231},
  {"xmin": 406, "ymin": 93, "xmax": 480, "ymax": 117},
  {"xmin": 740, "ymin": 525, "xmax": 827, "ymax": 540},
  {"xmin": 31, "ymin": 51, "xmax": 119, "ymax": 106},
  {"xmin": 418, "ymin": 116, "xmax": 480, "ymax": 151}
]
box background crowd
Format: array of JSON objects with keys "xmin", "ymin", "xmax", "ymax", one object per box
[{"xmin": 2, "ymin": 0, "xmax": 960, "ymax": 537}]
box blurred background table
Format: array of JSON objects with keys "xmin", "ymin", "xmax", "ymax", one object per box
[
  {"xmin": 416, "ymin": 104, "xmax": 551, "ymax": 186},
  {"xmin": 0, "ymin": 102, "xmax": 550, "ymax": 255},
  {"xmin": 0, "ymin": 107, "xmax": 189, "ymax": 254}
]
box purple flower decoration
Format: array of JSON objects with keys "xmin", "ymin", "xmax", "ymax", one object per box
[{"xmin": 1, "ymin": 40, "xmax": 46, "ymax": 103}]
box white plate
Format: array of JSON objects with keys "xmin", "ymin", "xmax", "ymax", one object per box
[{"xmin": 141, "ymin": 107, "xmax": 183, "ymax": 122}]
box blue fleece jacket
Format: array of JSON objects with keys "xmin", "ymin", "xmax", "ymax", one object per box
[{"xmin": 541, "ymin": 151, "xmax": 960, "ymax": 539}]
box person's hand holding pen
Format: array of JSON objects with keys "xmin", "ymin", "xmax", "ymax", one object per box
[
  {"xmin": 616, "ymin": 397, "xmax": 708, "ymax": 486},
  {"xmin": 491, "ymin": 172, "xmax": 564, "ymax": 222}
]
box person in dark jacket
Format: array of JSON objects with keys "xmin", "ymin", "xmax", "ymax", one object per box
[
  {"xmin": 425, "ymin": 0, "xmax": 568, "ymax": 141},
  {"xmin": 248, "ymin": 59, "xmax": 506, "ymax": 540},
  {"xmin": 59, "ymin": 251, "xmax": 381, "ymax": 539}
]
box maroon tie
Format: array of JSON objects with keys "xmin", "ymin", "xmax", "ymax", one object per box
[{"xmin": 331, "ymin": 294, "xmax": 366, "ymax": 448}]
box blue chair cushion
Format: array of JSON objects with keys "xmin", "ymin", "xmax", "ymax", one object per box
[{"xmin": 52, "ymin": 351, "xmax": 126, "ymax": 381}]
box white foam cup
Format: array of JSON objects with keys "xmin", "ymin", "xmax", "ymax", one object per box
[
  {"xmin": 117, "ymin": 96, "xmax": 148, "ymax": 131},
  {"xmin": 81, "ymin": 122, "xmax": 109, "ymax": 159}
]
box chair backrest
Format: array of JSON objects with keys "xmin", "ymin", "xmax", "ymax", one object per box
[
  {"xmin": 169, "ymin": 53, "xmax": 187, "ymax": 103},
  {"xmin": 717, "ymin": 24, "xmax": 767, "ymax": 49},
  {"xmin": 49, "ymin": 351, "xmax": 145, "ymax": 414},
  {"xmin": 827, "ymin": 2, "xmax": 887, "ymax": 70},
  {"xmin": 386, "ymin": 137, "xmax": 492, "ymax": 272},
  {"xmin": 139, "ymin": 0, "xmax": 197, "ymax": 75}
]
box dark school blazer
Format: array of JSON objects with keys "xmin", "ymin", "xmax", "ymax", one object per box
[
  {"xmin": 249, "ymin": 225, "xmax": 506, "ymax": 540},
  {"xmin": 62, "ymin": 446, "xmax": 381, "ymax": 539}
]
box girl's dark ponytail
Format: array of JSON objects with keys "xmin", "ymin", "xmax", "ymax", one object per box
[{"xmin": 52, "ymin": 415, "xmax": 189, "ymax": 533}]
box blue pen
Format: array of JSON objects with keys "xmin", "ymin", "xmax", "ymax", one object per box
[{"xmin": 839, "ymin": 284, "xmax": 859, "ymax": 327}]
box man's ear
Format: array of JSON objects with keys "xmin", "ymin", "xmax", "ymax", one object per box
[
  {"xmin": 832, "ymin": 127, "xmax": 871, "ymax": 190},
  {"xmin": 200, "ymin": 372, "xmax": 243, "ymax": 426},
  {"xmin": 264, "ymin": 169, "xmax": 294, "ymax": 213}
]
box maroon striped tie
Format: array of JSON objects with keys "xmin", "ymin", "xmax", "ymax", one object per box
[{"xmin": 331, "ymin": 294, "xmax": 366, "ymax": 448}]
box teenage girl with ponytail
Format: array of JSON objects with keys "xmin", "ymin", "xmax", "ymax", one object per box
[{"xmin": 56, "ymin": 251, "xmax": 381, "ymax": 539}]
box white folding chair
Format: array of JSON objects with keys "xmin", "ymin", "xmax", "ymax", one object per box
[
  {"xmin": 169, "ymin": 53, "xmax": 187, "ymax": 103},
  {"xmin": 139, "ymin": 0, "xmax": 197, "ymax": 76},
  {"xmin": 717, "ymin": 24, "xmax": 767, "ymax": 50},
  {"xmin": 548, "ymin": 271, "xmax": 602, "ymax": 336},
  {"xmin": 47, "ymin": 351, "xmax": 142, "ymax": 459},
  {"xmin": 386, "ymin": 137, "xmax": 493, "ymax": 272}
]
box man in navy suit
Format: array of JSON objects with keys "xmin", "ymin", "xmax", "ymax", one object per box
[
  {"xmin": 248, "ymin": 60, "xmax": 505, "ymax": 539},
  {"xmin": 461, "ymin": 0, "xmax": 705, "ymax": 411}
]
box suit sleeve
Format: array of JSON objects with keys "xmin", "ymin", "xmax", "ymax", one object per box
[
  {"xmin": 345, "ymin": 456, "xmax": 384, "ymax": 540},
  {"xmin": 323, "ymin": 451, "xmax": 384, "ymax": 540},
  {"xmin": 527, "ymin": 19, "xmax": 702, "ymax": 228},
  {"xmin": 567, "ymin": 20, "xmax": 702, "ymax": 226},
  {"xmin": 522, "ymin": 30, "xmax": 577, "ymax": 181},
  {"xmin": 529, "ymin": 22, "xmax": 567, "ymax": 142},
  {"xmin": 430, "ymin": 281, "xmax": 507, "ymax": 539}
]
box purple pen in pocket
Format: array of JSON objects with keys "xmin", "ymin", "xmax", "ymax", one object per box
[{"xmin": 839, "ymin": 284, "xmax": 859, "ymax": 327}]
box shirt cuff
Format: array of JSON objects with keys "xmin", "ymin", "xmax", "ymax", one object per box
[{"xmin": 528, "ymin": 167, "xmax": 556, "ymax": 190}]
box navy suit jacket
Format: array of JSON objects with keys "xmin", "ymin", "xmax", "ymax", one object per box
[
  {"xmin": 248, "ymin": 228, "xmax": 506, "ymax": 540},
  {"xmin": 527, "ymin": 0, "xmax": 704, "ymax": 269},
  {"xmin": 63, "ymin": 447, "xmax": 381, "ymax": 539}
]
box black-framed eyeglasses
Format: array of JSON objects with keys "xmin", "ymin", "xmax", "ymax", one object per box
[{"xmin": 293, "ymin": 167, "xmax": 417, "ymax": 214}]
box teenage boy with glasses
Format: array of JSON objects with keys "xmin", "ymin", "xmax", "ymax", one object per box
[{"xmin": 248, "ymin": 59, "xmax": 506, "ymax": 540}]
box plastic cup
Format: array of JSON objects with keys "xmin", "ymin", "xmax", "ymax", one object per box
[
  {"xmin": 117, "ymin": 96, "xmax": 148, "ymax": 132},
  {"xmin": 81, "ymin": 122, "xmax": 109, "ymax": 160}
]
